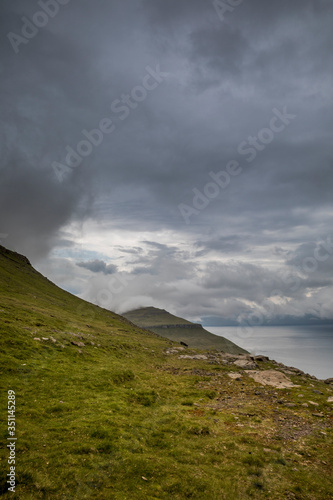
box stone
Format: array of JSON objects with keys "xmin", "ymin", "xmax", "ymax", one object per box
[
  {"xmin": 71, "ymin": 341, "xmax": 85, "ymax": 347},
  {"xmin": 234, "ymin": 359, "xmax": 257, "ymax": 370},
  {"xmin": 253, "ymin": 355, "xmax": 270, "ymax": 362},
  {"xmin": 228, "ymin": 372, "xmax": 243, "ymax": 379},
  {"xmin": 245, "ymin": 370, "xmax": 300, "ymax": 389},
  {"xmin": 179, "ymin": 355, "xmax": 208, "ymax": 360},
  {"xmin": 308, "ymin": 401, "xmax": 319, "ymax": 406},
  {"xmin": 327, "ymin": 396, "xmax": 333, "ymax": 403},
  {"xmin": 68, "ymin": 332, "xmax": 84, "ymax": 339}
]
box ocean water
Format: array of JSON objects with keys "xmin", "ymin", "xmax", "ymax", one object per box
[{"xmin": 205, "ymin": 325, "xmax": 333, "ymax": 380}]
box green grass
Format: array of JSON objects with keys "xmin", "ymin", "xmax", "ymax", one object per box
[{"xmin": 0, "ymin": 245, "xmax": 333, "ymax": 499}]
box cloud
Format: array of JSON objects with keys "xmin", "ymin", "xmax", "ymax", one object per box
[
  {"xmin": 76, "ymin": 259, "xmax": 117, "ymax": 275},
  {"xmin": 0, "ymin": 0, "xmax": 332, "ymax": 325}
]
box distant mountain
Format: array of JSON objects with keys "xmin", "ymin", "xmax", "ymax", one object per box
[{"xmin": 123, "ymin": 306, "xmax": 248, "ymax": 355}]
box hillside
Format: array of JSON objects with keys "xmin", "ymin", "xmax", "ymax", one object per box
[
  {"xmin": 0, "ymin": 244, "xmax": 333, "ymax": 499},
  {"xmin": 123, "ymin": 307, "xmax": 248, "ymax": 355}
]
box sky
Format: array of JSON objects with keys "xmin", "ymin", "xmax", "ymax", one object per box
[{"xmin": 1, "ymin": 0, "xmax": 333, "ymax": 326}]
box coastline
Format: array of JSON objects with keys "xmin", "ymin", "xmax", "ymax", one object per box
[{"xmin": 205, "ymin": 325, "xmax": 333, "ymax": 380}]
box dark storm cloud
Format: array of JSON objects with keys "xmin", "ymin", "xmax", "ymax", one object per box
[
  {"xmin": 77, "ymin": 259, "xmax": 117, "ymax": 275},
  {"xmin": 0, "ymin": 0, "xmax": 332, "ymax": 323}
]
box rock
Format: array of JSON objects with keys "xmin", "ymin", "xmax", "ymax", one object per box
[
  {"xmin": 228, "ymin": 372, "xmax": 243, "ymax": 379},
  {"xmin": 42, "ymin": 337, "xmax": 49, "ymax": 341},
  {"xmin": 327, "ymin": 396, "xmax": 333, "ymax": 403},
  {"xmin": 71, "ymin": 341, "xmax": 85, "ymax": 347},
  {"xmin": 308, "ymin": 401, "xmax": 319, "ymax": 406},
  {"xmin": 313, "ymin": 390, "xmax": 323, "ymax": 395},
  {"xmin": 68, "ymin": 332, "xmax": 84, "ymax": 339},
  {"xmin": 301, "ymin": 403, "xmax": 309, "ymax": 407},
  {"xmin": 180, "ymin": 341, "xmax": 188, "ymax": 347},
  {"xmin": 284, "ymin": 403, "xmax": 297, "ymax": 408},
  {"xmin": 33, "ymin": 337, "xmax": 41, "ymax": 341},
  {"xmin": 324, "ymin": 378, "xmax": 333, "ymax": 385},
  {"xmin": 312, "ymin": 413, "xmax": 324, "ymax": 418},
  {"xmin": 50, "ymin": 337, "xmax": 57, "ymax": 343},
  {"xmin": 234, "ymin": 359, "xmax": 258, "ymax": 370},
  {"xmin": 253, "ymin": 355, "xmax": 270, "ymax": 362},
  {"xmin": 179, "ymin": 355, "xmax": 208, "ymax": 360},
  {"xmin": 245, "ymin": 370, "xmax": 300, "ymax": 389}
]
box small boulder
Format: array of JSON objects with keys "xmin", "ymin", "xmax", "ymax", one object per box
[
  {"xmin": 71, "ymin": 341, "xmax": 85, "ymax": 347},
  {"xmin": 228, "ymin": 372, "xmax": 243, "ymax": 380},
  {"xmin": 179, "ymin": 355, "xmax": 208, "ymax": 360},
  {"xmin": 254, "ymin": 355, "xmax": 270, "ymax": 362},
  {"xmin": 234, "ymin": 358, "xmax": 257, "ymax": 370}
]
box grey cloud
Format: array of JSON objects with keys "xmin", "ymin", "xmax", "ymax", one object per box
[
  {"xmin": 1, "ymin": 0, "xmax": 332, "ymax": 325},
  {"xmin": 76, "ymin": 259, "xmax": 117, "ymax": 275},
  {"xmin": 195, "ymin": 235, "xmax": 247, "ymax": 256}
]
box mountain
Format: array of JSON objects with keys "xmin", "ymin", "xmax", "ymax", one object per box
[
  {"xmin": 123, "ymin": 306, "xmax": 248, "ymax": 355},
  {"xmin": 0, "ymin": 244, "xmax": 332, "ymax": 499}
]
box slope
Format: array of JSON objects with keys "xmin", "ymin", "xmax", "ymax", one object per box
[
  {"xmin": 0, "ymin": 244, "xmax": 333, "ymax": 499},
  {"xmin": 123, "ymin": 306, "xmax": 248, "ymax": 355}
]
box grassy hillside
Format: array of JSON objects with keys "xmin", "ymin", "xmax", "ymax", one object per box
[
  {"xmin": 0, "ymin": 244, "xmax": 333, "ymax": 499},
  {"xmin": 123, "ymin": 307, "xmax": 248, "ymax": 355}
]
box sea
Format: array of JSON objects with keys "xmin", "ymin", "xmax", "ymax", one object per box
[{"xmin": 205, "ymin": 325, "xmax": 333, "ymax": 380}]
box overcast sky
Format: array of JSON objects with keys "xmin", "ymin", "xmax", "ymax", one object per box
[{"xmin": 1, "ymin": 0, "xmax": 333, "ymax": 326}]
